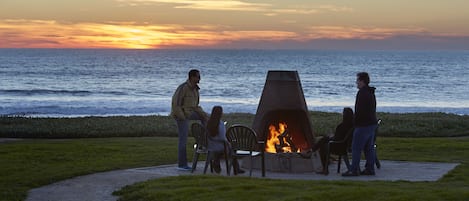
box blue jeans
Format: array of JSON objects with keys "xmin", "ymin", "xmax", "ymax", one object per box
[
  {"xmin": 175, "ymin": 112, "xmax": 205, "ymax": 167},
  {"xmin": 350, "ymin": 124, "xmax": 377, "ymax": 173}
]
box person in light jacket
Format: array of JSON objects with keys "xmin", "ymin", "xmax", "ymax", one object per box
[{"xmin": 171, "ymin": 69, "xmax": 208, "ymax": 171}]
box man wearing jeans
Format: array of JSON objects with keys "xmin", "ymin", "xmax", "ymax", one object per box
[
  {"xmin": 343, "ymin": 72, "xmax": 378, "ymax": 176},
  {"xmin": 171, "ymin": 69, "xmax": 208, "ymax": 171}
]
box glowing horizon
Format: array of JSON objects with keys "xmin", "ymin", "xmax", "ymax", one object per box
[{"xmin": 1, "ymin": 0, "xmax": 468, "ymax": 49}]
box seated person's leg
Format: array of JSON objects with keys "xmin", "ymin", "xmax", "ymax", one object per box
[{"xmin": 212, "ymin": 152, "xmax": 222, "ymax": 173}]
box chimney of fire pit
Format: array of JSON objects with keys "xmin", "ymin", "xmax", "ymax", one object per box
[{"xmin": 252, "ymin": 70, "xmax": 315, "ymax": 151}]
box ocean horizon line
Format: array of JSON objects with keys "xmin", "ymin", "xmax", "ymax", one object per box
[{"xmin": 2, "ymin": 48, "xmax": 469, "ymax": 52}]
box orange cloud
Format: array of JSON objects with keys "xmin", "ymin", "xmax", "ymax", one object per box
[
  {"xmin": 116, "ymin": 0, "xmax": 270, "ymax": 11},
  {"xmin": 116, "ymin": 0, "xmax": 352, "ymax": 15},
  {"xmin": 2, "ymin": 19, "xmax": 462, "ymax": 49},
  {"xmin": 0, "ymin": 19, "xmax": 298, "ymax": 49},
  {"xmin": 306, "ymin": 26, "xmax": 428, "ymax": 40},
  {"xmin": 269, "ymin": 5, "xmax": 353, "ymax": 15}
]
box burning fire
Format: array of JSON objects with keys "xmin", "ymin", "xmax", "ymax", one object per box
[{"xmin": 266, "ymin": 122, "xmax": 300, "ymax": 153}]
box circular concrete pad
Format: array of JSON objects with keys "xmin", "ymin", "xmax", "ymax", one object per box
[{"xmin": 26, "ymin": 160, "xmax": 459, "ymax": 201}]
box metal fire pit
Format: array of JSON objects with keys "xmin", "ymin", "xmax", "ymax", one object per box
[{"xmin": 250, "ymin": 70, "xmax": 317, "ymax": 173}]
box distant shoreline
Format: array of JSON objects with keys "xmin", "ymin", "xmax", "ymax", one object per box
[
  {"xmin": 2, "ymin": 105, "xmax": 469, "ymax": 118},
  {"xmin": 2, "ymin": 107, "xmax": 469, "ymax": 119}
]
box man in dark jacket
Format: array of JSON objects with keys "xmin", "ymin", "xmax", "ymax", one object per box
[{"xmin": 343, "ymin": 72, "xmax": 378, "ymax": 176}]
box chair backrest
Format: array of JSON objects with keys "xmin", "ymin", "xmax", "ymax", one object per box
[
  {"xmin": 376, "ymin": 119, "xmax": 382, "ymax": 133},
  {"xmin": 373, "ymin": 119, "xmax": 382, "ymax": 144},
  {"xmin": 191, "ymin": 122, "xmax": 208, "ymax": 150},
  {"xmin": 330, "ymin": 128, "xmax": 354, "ymax": 154},
  {"xmin": 344, "ymin": 128, "xmax": 354, "ymax": 149},
  {"xmin": 226, "ymin": 125, "xmax": 259, "ymax": 152}
]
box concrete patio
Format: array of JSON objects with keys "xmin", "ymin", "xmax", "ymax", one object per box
[{"xmin": 26, "ymin": 160, "xmax": 459, "ymax": 201}]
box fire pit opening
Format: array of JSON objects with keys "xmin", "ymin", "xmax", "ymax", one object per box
[{"xmin": 264, "ymin": 110, "xmax": 310, "ymax": 154}]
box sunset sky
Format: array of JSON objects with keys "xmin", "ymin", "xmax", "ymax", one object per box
[{"xmin": 1, "ymin": 0, "xmax": 469, "ymax": 49}]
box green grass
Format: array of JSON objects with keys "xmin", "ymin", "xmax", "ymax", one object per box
[
  {"xmin": 114, "ymin": 176, "xmax": 469, "ymax": 201},
  {"xmin": 1, "ymin": 137, "xmax": 468, "ymax": 201},
  {"xmin": 0, "ymin": 116, "xmax": 177, "ymax": 138},
  {"xmin": 1, "ymin": 112, "xmax": 469, "ymax": 200},
  {"xmin": 2, "ymin": 112, "xmax": 469, "ymax": 138},
  {"xmin": 0, "ymin": 137, "xmax": 180, "ymax": 201}
]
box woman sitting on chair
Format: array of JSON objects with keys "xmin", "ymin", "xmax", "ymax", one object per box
[
  {"xmin": 207, "ymin": 106, "xmax": 244, "ymax": 174},
  {"xmin": 311, "ymin": 107, "xmax": 354, "ymax": 174}
]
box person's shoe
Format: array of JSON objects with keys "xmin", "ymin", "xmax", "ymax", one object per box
[
  {"xmin": 360, "ymin": 169, "xmax": 375, "ymax": 175},
  {"xmin": 316, "ymin": 169, "xmax": 329, "ymax": 175},
  {"xmin": 299, "ymin": 149, "xmax": 312, "ymax": 158},
  {"xmin": 235, "ymin": 168, "xmax": 245, "ymax": 174},
  {"xmin": 341, "ymin": 170, "xmax": 359, "ymax": 176},
  {"xmin": 213, "ymin": 163, "xmax": 221, "ymax": 174},
  {"xmin": 176, "ymin": 166, "xmax": 192, "ymax": 171}
]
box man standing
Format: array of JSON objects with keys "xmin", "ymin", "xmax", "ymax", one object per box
[
  {"xmin": 342, "ymin": 72, "xmax": 378, "ymax": 176},
  {"xmin": 171, "ymin": 69, "xmax": 208, "ymax": 171}
]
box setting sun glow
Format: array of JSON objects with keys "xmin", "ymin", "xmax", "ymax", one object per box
[{"xmin": 1, "ymin": 0, "xmax": 468, "ymax": 49}]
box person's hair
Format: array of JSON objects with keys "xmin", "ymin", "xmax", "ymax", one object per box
[
  {"xmin": 342, "ymin": 107, "xmax": 354, "ymax": 126},
  {"xmin": 188, "ymin": 69, "xmax": 200, "ymax": 79},
  {"xmin": 207, "ymin": 106, "xmax": 223, "ymax": 137},
  {"xmin": 356, "ymin": 72, "xmax": 370, "ymax": 85}
]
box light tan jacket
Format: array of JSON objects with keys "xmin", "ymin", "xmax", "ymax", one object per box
[{"xmin": 170, "ymin": 80, "xmax": 207, "ymax": 120}]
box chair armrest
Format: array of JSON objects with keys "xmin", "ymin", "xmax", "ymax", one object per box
[
  {"xmin": 256, "ymin": 141, "xmax": 265, "ymax": 153},
  {"xmin": 328, "ymin": 139, "xmax": 345, "ymax": 145}
]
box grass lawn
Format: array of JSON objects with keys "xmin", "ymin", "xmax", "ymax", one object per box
[
  {"xmin": 1, "ymin": 112, "xmax": 468, "ymax": 200},
  {"xmin": 1, "ymin": 137, "xmax": 468, "ymax": 201},
  {"xmin": 0, "ymin": 137, "xmax": 178, "ymax": 201}
]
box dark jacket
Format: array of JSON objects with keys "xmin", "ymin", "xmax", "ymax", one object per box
[{"xmin": 354, "ymin": 86, "xmax": 377, "ymax": 127}]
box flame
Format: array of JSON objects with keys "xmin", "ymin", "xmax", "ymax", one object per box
[{"xmin": 266, "ymin": 122, "xmax": 300, "ymax": 153}]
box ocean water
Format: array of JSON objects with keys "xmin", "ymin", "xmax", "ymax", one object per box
[{"xmin": 1, "ymin": 49, "xmax": 469, "ymax": 117}]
